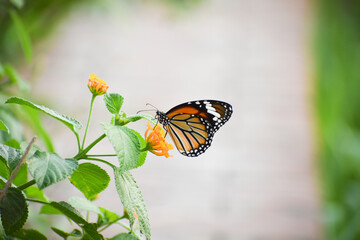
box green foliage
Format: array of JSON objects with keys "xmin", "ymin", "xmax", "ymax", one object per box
[
  {"xmin": 28, "ymin": 151, "xmax": 78, "ymax": 189},
  {"xmin": 114, "ymin": 169, "xmax": 150, "ymax": 240},
  {"xmin": 69, "ymin": 162, "xmax": 110, "ymax": 200},
  {"xmin": 102, "ymin": 123, "xmax": 141, "ymax": 174},
  {"xmin": 11, "ymin": 229, "xmax": 47, "ymax": 240},
  {"xmin": 6, "ymin": 97, "xmax": 82, "ymax": 135},
  {"xmin": 315, "ymin": 0, "xmax": 360, "ymax": 239},
  {"xmin": 104, "ymin": 93, "xmax": 124, "ymax": 115},
  {"xmin": 0, "ymin": 121, "xmax": 8, "ymax": 133},
  {"xmin": 0, "ymin": 187, "xmax": 28, "ymax": 234}
]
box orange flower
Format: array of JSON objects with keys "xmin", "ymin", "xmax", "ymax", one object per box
[
  {"xmin": 145, "ymin": 122, "xmax": 173, "ymax": 158},
  {"xmin": 88, "ymin": 73, "xmax": 109, "ymax": 96}
]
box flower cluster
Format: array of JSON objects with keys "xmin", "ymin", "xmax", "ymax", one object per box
[
  {"xmin": 144, "ymin": 122, "xmax": 173, "ymax": 158},
  {"xmin": 88, "ymin": 73, "xmax": 109, "ymax": 96}
]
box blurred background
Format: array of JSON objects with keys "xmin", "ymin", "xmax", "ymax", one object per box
[{"xmin": 2, "ymin": 0, "xmax": 359, "ymax": 239}]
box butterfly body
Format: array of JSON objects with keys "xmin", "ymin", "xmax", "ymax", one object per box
[{"xmin": 156, "ymin": 100, "xmax": 232, "ymax": 157}]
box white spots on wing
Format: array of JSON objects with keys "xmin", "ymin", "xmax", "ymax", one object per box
[
  {"xmin": 195, "ymin": 101, "xmax": 200, "ymax": 104},
  {"xmin": 208, "ymin": 110, "xmax": 221, "ymax": 118}
]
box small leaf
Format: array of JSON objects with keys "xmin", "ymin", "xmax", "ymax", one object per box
[
  {"xmin": 0, "ymin": 143, "xmax": 21, "ymax": 172},
  {"xmin": 104, "ymin": 93, "xmax": 124, "ymax": 115},
  {"xmin": 0, "ymin": 188, "xmax": 28, "ymax": 234},
  {"xmin": 0, "ymin": 160, "xmax": 10, "ymax": 180},
  {"xmin": 68, "ymin": 197, "xmax": 102, "ymax": 215},
  {"xmin": 109, "ymin": 233, "xmax": 140, "ymax": 240},
  {"xmin": 6, "ymin": 97, "xmax": 82, "ymax": 134},
  {"xmin": 81, "ymin": 223, "xmax": 103, "ymax": 240},
  {"xmin": 0, "ymin": 121, "xmax": 9, "ymax": 133},
  {"xmin": 9, "ymin": 10, "xmax": 32, "ymax": 62},
  {"xmin": 102, "ymin": 123, "xmax": 140, "ymax": 174},
  {"xmin": 11, "ymin": 229, "xmax": 47, "ymax": 240},
  {"xmin": 114, "ymin": 169, "xmax": 150, "ymax": 240},
  {"xmin": 51, "ymin": 227, "xmax": 69, "ymax": 239},
  {"xmin": 28, "ymin": 151, "xmax": 78, "ymax": 189},
  {"xmin": 69, "ymin": 163, "xmax": 110, "ymax": 200},
  {"xmin": 125, "ymin": 114, "xmax": 156, "ymax": 124},
  {"xmin": 130, "ymin": 129, "xmax": 147, "ymax": 168},
  {"xmin": 98, "ymin": 207, "xmax": 120, "ymax": 224},
  {"xmin": 25, "ymin": 186, "xmax": 48, "ymax": 202},
  {"xmin": 49, "ymin": 201, "xmax": 86, "ymax": 225}
]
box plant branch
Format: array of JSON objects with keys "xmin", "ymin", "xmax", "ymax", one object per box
[
  {"xmin": 0, "ymin": 137, "xmax": 36, "ymax": 200},
  {"xmin": 26, "ymin": 198, "xmax": 48, "ymax": 205},
  {"xmin": 74, "ymin": 134, "xmax": 106, "ymax": 160},
  {"xmin": 17, "ymin": 179, "xmax": 36, "ymax": 191},
  {"xmin": 82, "ymin": 157, "xmax": 116, "ymax": 169}
]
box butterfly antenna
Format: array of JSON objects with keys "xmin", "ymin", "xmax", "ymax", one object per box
[
  {"xmin": 136, "ymin": 103, "xmax": 159, "ymax": 114},
  {"xmin": 146, "ymin": 103, "xmax": 159, "ymax": 111}
]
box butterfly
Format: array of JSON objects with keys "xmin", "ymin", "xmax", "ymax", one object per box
[{"xmin": 155, "ymin": 100, "xmax": 233, "ymax": 157}]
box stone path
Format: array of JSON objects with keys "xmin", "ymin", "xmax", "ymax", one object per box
[{"xmin": 34, "ymin": 0, "xmax": 320, "ymax": 239}]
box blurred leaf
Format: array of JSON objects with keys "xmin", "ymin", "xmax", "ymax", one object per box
[
  {"xmin": 24, "ymin": 186, "xmax": 48, "ymax": 202},
  {"xmin": 6, "ymin": 97, "xmax": 82, "ymax": 135},
  {"xmin": 11, "ymin": 228, "xmax": 47, "ymax": 240},
  {"xmin": 102, "ymin": 123, "xmax": 140, "ymax": 174},
  {"xmin": 39, "ymin": 205, "xmax": 62, "ymax": 215},
  {"xmin": 114, "ymin": 169, "xmax": 150, "ymax": 240},
  {"xmin": 68, "ymin": 197, "xmax": 102, "ymax": 215},
  {"xmin": 104, "ymin": 93, "xmax": 124, "ymax": 115},
  {"xmin": 51, "ymin": 227, "xmax": 81, "ymax": 239},
  {"xmin": 98, "ymin": 207, "xmax": 120, "ymax": 225},
  {"xmin": 0, "ymin": 121, "xmax": 8, "ymax": 134},
  {"xmin": 2, "ymin": 64, "xmax": 30, "ymax": 92},
  {"xmin": 108, "ymin": 233, "xmax": 139, "ymax": 240},
  {"xmin": 28, "ymin": 151, "xmax": 78, "ymax": 189},
  {"xmin": 9, "ymin": 0, "xmax": 25, "ymax": 9},
  {"xmin": 0, "ymin": 143, "xmax": 21, "ymax": 172},
  {"xmin": 21, "ymin": 107, "xmax": 54, "ymax": 152},
  {"xmin": 0, "ymin": 187, "xmax": 28, "ymax": 235},
  {"xmin": 9, "ymin": 10, "xmax": 32, "ymax": 62},
  {"xmin": 69, "ymin": 162, "xmax": 110, "ymax": 200},
  {"xmin": 12, "ymin": 164, "xmax": 27, "ymax": 187},
  {"xmin": 0, "ymin": 160, "xmax": 10, "ymax": 180}
]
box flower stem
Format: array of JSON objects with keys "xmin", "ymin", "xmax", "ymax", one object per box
[
  {"xmin": 86, "ymin": 154, "xmax": 117, "ymax": 157},
  {"xmin": 18, "ymin": 179, "xmax": 36, "ymax": 191},
  {"xmin": 83, "ymin": 157, "xmax": 116, "ymax": 169},
  {"xmin": 81, "ymin": 94, "xmax": 96, "ymax": 150},
  {"xmin": 74, "ymin": 134, "xmax": 106, "ymax": 160}
]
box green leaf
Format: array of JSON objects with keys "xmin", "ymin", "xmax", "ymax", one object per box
[
  {"xmin": 6, "ymin": 97, "xmax": 82, "ymax": 135},
  {"xmin": 9, "ymin": 10, "xmax": 32, "ymax": 62},
  {"xmin": 104, "ymin": 93, "xmax": 124, "ymax": 115},
  {"xmin": 27, "ymin": 151, "xmax": 78, "ymax": 189},
  {"xmin": 3, "ymin": 64, "xmax": 30, "ymax": 92},
  {"xmin": 114, "ymin": 169, "xmax": 150, "ymax": 240},
  {"xmin": 48, "ymin": 201, "xmax": 86, "ymax": 225},
  {"xmin": 0, "ymin": 121, "xmax": 9, "ymax": 134},
  {"xmin": 0, "ymin": 143, "xmax": 21, "ymax": 172},
  {"xmin": 13, "ymin": 164, "xmax": 27, "ymax": 187},
  {"xmin": 48, "ymin": 201, "xmax": 103, "ymax": 239},
  {"xmin": 102, "ymin": 124, "xmax": 140, "ymax": 174},
  {"xmin": 108, "ymin": 233, "xmax": 140, "ymax": 240},
  {"xmin": 130, "ymin": 130, "xmax": 147, "ymax": 168},
  {"xmin": 69, "ymin": 163, "xmax": 110, "ymax": 200},
  {"xmin": 68, "ymin": 197, "xmax": 102, "ymax": 215},
  {"xmin": 39, "ymin": 205, "xmax": 62, "ymax": 215},
  {"xmin": 0, "ymin": 159, "xmax": 10, "ymax": 180},
  {"xmin": 11, "ymin": 229, "xmax": 47, "ymax": 240},
  {"xmin": 24, "ymin": 186, "xmax": 48, "ymax": 202},
  {"xmin": 98, "ymin": 207, "xmax": 120, "ymax": 224},
  {"xmin": 125, "ymin": 114, "xmax": 156, "ymax": 125},
  {"xmin": 0, "ymin": 188, "xmax": 28, "ymax": 235},
  {"xmin": 51, "ymin": 227, "xmax": 69, "ymax": 239}
]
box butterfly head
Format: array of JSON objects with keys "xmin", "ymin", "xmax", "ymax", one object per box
[{"xmin": 155, "ymin": 110, "xmax": 170, "ymax": 126}]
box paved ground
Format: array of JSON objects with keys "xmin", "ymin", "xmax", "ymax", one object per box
[{"xmin": 33, "ymin": 0, "xmax": 321, "ymax": 239}]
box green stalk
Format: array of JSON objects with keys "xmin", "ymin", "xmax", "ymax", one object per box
[
  {"xmin": 81, "ymin": 94, "xmax": 96, "ymax": 150},
  {"xmin": 18, "ymin": 179, "xmax": 36, "ymax": 191},
  {"xmin": 74, "ymin": 134, "xmax": 106, "ymax": 160}
]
